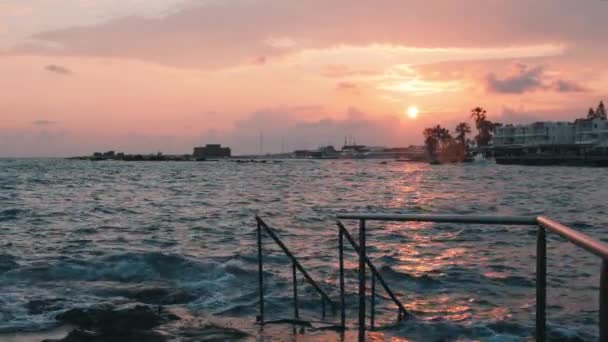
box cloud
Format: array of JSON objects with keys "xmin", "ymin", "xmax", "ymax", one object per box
[
  {"xmin": 32, "ymin": 119, "xmax": 58, "ymax": 125},
  {"xmin": 552, "ymin": 79, "xmax": 587, "ymax": 93},
  {"xmin": 485, "ymin": 64, "xmax": 545, "ymax": 94},
  {"xmin": 485, "ymin": 64, "xmax": 587, "ymax": 94},
  {"xmin": 264, "ymin": 36, "xmax": 296, "ymax": 49},
  {"xmin": 321, "ymin": 64, "xmax": 375, "ymax": 78},
  {"xmin": 252, "ymin": 56, "xmax": 267, "ymax": 65},
  {"xmin": 9, "ymin": 0, "xmax": 607, "ymax": 69},
  {"xmin": 45, "ymin": 64, "xmax": 71, "ymax": 75},
  {"xmin": 336, "ymin": 81, "xmax": 360, "ymax": 94}
]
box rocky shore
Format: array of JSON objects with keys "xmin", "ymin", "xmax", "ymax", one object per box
[{"xmin": 1, "ymin": 283, "xmax": 352, "ymax": 342}]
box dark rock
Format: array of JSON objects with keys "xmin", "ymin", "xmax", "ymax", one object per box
[
  {"xmin": 56, "ymin": 305, "xmax": 177, "ymax": 333},
  {"xmin": 26, "ymin": 298, "xmax": 64, "ymax": 314},
  {"xmin": 177, "ymin": 324, "xmax": 249, "ymax": 341},
  {"xmin": 125, "ymin": 287, "xmax": 197, "ymax": 305},
  {"xmin": 42, "ymin": 329, "xmax": 167, "ymax": 342},
  {"xmin": 92, "ymin": 285, "xmax": 198, "ymax": 305}
]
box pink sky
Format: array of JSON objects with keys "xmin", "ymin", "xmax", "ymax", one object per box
[{"xmin": 1, "ymin": 0, "xmax": 607, "ymax": 156}]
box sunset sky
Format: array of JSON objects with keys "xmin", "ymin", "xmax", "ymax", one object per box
[{"xmin": 1, "ymin": 0, "xmax": 607, "ymax": 156}]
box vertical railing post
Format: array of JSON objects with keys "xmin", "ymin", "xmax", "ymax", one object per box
[
  {"xmin": 257, "ymin": 220, "xmax": 264, "ymax": 325},
  {"xmin": 600, "ymin": 259, "xmax": 607, "ymax": 342},
  {"xmin": 370, "ymin": 273, "xmax": 376, "ymax": 330},
  {"xmin": 358, "ymin": 219, "xmax": 366, "ymax": 342},
  {"xmin": 339, "ymin": 228, "xmax": 346, "ymax": 329},
  {"xmin": 536, "ymin": 226, "xmax": 546, "ymax": 342},
  {"xmin": 292, "ymin": 261, "xmax": 299, "ymax": 320}
]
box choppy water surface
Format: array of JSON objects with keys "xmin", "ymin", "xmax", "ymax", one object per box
[{"xmin": 0, "ymin": 159, "xmax": 606, "ymax": 340}]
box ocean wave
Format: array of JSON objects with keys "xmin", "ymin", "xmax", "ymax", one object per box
[
  {"xmin": 0, "ymin": 208, "xmax": 27, "ymax": 222},
  {"xmin": 4, "ymin": 252, "xmax": 216, "ymax": 283}
]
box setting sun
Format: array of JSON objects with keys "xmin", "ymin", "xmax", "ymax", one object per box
[{"xmin": 407, "ymin": 106, "xmax": 419, "ymax": 119}]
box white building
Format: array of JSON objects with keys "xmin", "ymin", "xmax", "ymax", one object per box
[
  {"xmin": 493, "ymin": 121, "xmax": 575, "ymax": 147},
  {"xmin": 574, "ymin": 117, "xmax": 608, "ymax": 146}
]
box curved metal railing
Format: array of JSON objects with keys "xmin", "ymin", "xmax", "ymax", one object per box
[{"xmin": 337, "ymin": 213, "xmax": 608, "ymax": 342}]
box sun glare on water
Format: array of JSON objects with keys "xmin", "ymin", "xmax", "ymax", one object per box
[{"xmin": 407, "ymin": 106, "xmax": 419, "ymax": 119}]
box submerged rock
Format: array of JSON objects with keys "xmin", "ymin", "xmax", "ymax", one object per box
[
  {"xmin": 56, "ymin": 304, "xmax": 177, "ymax": 333},
  {"xmin": 43, "ymin": 329, "xmax": 166, "ymax": 342},
  {"xmin": 26, "ymin": 298, "xmax": 65, "ymax": 314},
  {"xmin": 177, "ymin": 323, "xmax": 250, "ymax": 341},
  {"xmin": 89, "ymin": 284, "xmax": 198, "ymax": 305},
  {"xmin": 46, "ymin": 305, "xmax": 251, "ymax": 342},
  {"xmin": 113, "ymin": 286, "xmax": 197, "ymax": 305}
]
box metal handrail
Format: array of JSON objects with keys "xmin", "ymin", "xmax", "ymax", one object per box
[
  {"xmin": 337, "ymin": 213, "xmax": 608, "ymax": 342},
  {"xmin": 255, "ymin": 216, "xmax": 335, "ymax": 325},
  {"xmin": 336, "ymin": 221, "xmax": 408, "ymax": 330},
  {"xmin": 537, "ymin": 216, "xmax": 608, "ymax": 259},
  {"xmin": 337, "ymin": 213, "xmax": 538, "ymax": 225}
]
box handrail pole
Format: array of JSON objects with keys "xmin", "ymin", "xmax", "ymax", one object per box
[
  {"xmin": 601, "ymin": 260, "xmax": 607, "ymax": 342},
  {"xmin": 338, "ymin": 221, "xmax": 408, "ymax": 316},
  {"xmin": 536, "ymin": 226, "xmax": 546, "ymax": 342},
  {"xmin": 358, "ymin": 219, "xmax": 366, "ymax": 342},
  {"xmin": 338, "ymin": 213, "xmax": 537, "ymax": 225},
  {"xmin": 257, "ymin": 219, "xmax": 264, "ymax": 325},
  {"xmin": 339, "ymin": 228, "xmax": 346, "ymax": 329},
  {"xmin": 292, "ymin": 261, "xmax": 299, "ymax": 320},
  {"xmin": 256, "ymin": 217, "xmax": 335, "ymax": 308},
  {"xmin": 370, "ymin": 273, "xmax": 376, "ymax": 330}
]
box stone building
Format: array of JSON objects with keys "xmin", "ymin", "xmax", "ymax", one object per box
[{"xmin": 193, "ymin": 144, "xmax": 231, "ymax": 159}]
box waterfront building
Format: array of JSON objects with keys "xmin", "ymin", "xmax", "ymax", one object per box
[
  {"xmin": 291, "ymin": 144, "xmax": 425, "ymax": 160},
  {"xmin": 574, "ymin": 117, "xmax": 608, "ymax": 146},
  {"xmin": 493, "ymin": 118, "xmax": 608, "ymax": 148},
  {"xmin": 340, "ymin": 144, "xmax": 369, "ymax": 158},
  {"xmin": 193, "ymin": 144, "xmax": 231, "ymax": 159},
  {"xmin": 293, "ymin": 145, "xmax": 339, "ymax": 159},
  {"xmin": 493, "ymin": 121, "xmax": 575, "ymax": 147},
  {"xmin": 492, "ymin": 117, "xmax": 608, "ymax": 165}
]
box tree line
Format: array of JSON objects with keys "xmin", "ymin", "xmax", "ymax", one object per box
[
  {"xmin": 423, "ymin": 107, "xmax": 497, "ymax": 163},
  {"xmin": 587, "ymin": 101, "xmax": 606, "ymax": 120},
  {"xmin": 423, "ymin": 100, "xmax": 607, "ymax": 164}
]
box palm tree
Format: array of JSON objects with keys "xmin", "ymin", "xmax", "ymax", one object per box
[
  {"xmin": 423, "ymin": 127, "xmax": 439, "ymax": 159},
  {"xmin": 470, "ymin": 107, "xmax": 487, "ymax": 127},
  {"xmin": 455, "ymin": 122, "xmax": 471, "ymax": 145},
  {"xmin": 431, "ymin": 125, "xmax": 450, "ymax": 148},
  {"xmin": 470, "ymin": 107, "xmax": 493, "ymax": 147}
]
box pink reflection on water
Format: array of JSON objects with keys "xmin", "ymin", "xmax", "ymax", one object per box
[
  {"xmin": 405, "ymin": 295, "xmax": 472, "ymax": 322},
  {"xmin": 368, "ymin": 332, "xmax": 413, "ymax": 342}
]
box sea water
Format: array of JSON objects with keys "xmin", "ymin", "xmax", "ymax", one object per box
[{"xmin": 0, "ymin": 159, "xmax": 606, "ymax": 340}]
